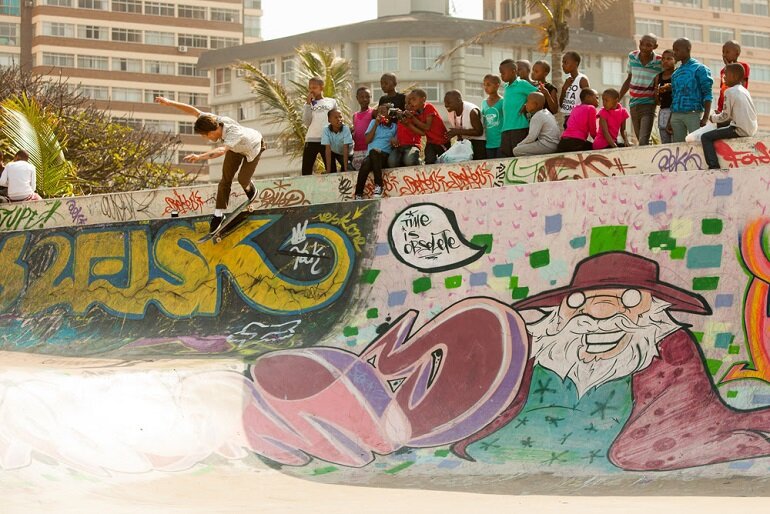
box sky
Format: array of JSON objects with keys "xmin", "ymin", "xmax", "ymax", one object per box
[{"xmin": 260, "ymin": 0, "xmax": 483, "ymax": 40}]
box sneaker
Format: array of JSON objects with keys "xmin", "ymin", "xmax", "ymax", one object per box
[
  {"xmin": 209, "ymin": 214, "xmax": 225, "ymax": 233},
  {"xmin": 373, "ymin": 185, "xmax": 383, "ymax": 198},
  {"xmin": 245, "ymin": 182, "xmax": 257, "ymax": 201},
  {"xmin": 353, "ymin": 195, "xmax": 364, "ymax": 200}
]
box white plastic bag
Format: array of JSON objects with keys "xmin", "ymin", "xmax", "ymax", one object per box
[
  {"xmin": 436, "ymin": 139, "xmax": 474, "ymax": 164},
  {"xmin": 685, "ymin": 122, "xmax": 717, "ymax": 143}
]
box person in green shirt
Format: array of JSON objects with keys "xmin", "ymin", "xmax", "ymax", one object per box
[
  {"xmin": 481, "ymin": 74, "xmax": 504, "ymax": 159},
  {"xmin": 499, "ymin": 59, "xmax": 538, "ymax": 157}
]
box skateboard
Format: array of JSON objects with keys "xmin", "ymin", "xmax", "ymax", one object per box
[{"xmin": 197, "ymin": 193, "xmax": 259, "ymax": 244}]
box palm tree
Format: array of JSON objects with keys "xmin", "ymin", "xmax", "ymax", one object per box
[
  {"xmin": 238, "ymin": 44, "xmax": 352, "ymax": 164},
  {"xmin": 439, "ymin": 0, "xmax": 617, "ymax": 91},
  {"xmin": 0, "ymin": 93, "xmax": 75, "ymax": 198}
]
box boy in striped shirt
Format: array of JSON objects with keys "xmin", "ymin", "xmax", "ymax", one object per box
[{"xmin": 619, "ymin": 34, "xmax": 662, "ymax": 146}]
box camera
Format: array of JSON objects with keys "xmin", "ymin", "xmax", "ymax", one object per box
[{"xmin": 384, "ymin": 103, "xmax": 404, "ymax": 122}]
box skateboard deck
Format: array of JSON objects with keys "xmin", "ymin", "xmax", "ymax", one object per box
[{"xmin": 197, "ymin": 194, "xmax": 258, "ymax": 244}]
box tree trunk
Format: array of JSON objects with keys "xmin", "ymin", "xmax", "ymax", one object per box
[{"xmin": 550, "ymin": 42, "xmax": 564, "ymax": 126}]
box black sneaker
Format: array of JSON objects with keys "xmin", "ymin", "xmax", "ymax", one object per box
[
  {"xmin": 209, "ymin": 214, "xmax": 225, "ymax": 233},
  {"xmin": 245, "ymin": 182, "xmax": 257, "ymax": 201}
]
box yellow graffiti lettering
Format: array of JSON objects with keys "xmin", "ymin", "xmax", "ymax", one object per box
[{"xmin": 0, "ymin": 234, "xmax": 28, "ymax": 312}]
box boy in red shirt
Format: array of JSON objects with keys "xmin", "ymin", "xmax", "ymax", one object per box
[
  {"xmin": 717, "ymin": 41, "xmax": 750, "ymax": 125},
  {"xmin": 402, "ymin": 88, "xmax": 448, "ymax": 165}
]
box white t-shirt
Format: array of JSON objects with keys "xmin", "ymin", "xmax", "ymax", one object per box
[
  {"xmin": 303, "ymin": 98, "xmax": 338, "ymax": 142},
  {"xmin": 0, "ymin": 161, "xmax": 37, "ymax": 201},
  {"xmin": 447, "ymin": 101, "xmax": 486, "ymax": 141},
  {"xmin": 560, "ymin": 72, "xmax": 588, "ymax": 116},
  {"xmin": 200, "ymin": 113, "xmax": 263, "ymax": 162}
]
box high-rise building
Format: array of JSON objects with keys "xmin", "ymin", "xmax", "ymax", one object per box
[
  {"xmin": 483, "ymin": 0, "xmax": 770, "ymax": 131},
  {"xmin": 2, "ymin": 0, "xmax": 263, "ymax": 179},
  {"xmin": 199, "ymin": 0, "xmax": 633, "ymax": 179}
]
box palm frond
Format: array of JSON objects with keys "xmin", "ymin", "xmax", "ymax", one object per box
[
  {"xmin": 237, "ymin": 62, "xmax": 306, "ymax": 159},
  {"xmin": 0, "ymin": 94, "xmax": 75, "ymax": 197}
]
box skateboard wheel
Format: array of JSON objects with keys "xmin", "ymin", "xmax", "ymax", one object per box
[
  {"xmin": 215, "ymin": 236, "xmax": 222, "ymax": 243},
  {"xmin": 248, "ymin": 204, "xmax": 256, "ymax": 212}
]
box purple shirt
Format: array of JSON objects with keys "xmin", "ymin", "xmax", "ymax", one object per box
[
  {"xmin": 593, "ymin": 105, "xmax": 630, "ymax": 150},
  {"xmin": 353, "ymin": 109, "xmax": 374, "ymax": 151},
  {"xmin": 561, "ymin": 104, "xmax": 598, "ymax": 141}
]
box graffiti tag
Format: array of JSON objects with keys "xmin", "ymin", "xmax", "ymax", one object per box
[
  {"xmin": 227, "ymin": 319, "xmax": 302, "ymax": 347},
  {"xmin": 398, "ymin": 162, "xmax": 495, "ymax": 195},
  {"xmin": 652, "ymin": 146, "xmax": 704, "ymax": 173},
  {"xmin": 99, "ymin": 193, "xmax": 153, "ymax": 222},
  {"xmin": 537, "ymin": 154, "xmax": 635, "ymax": 182},
  {"xmin": 253, "ymin": 180, "xmax": 311, "ymax": 209},
  {"xmin": 314, "ymin": 206, "xmax": 369, "ymax": 253},
  {"xmin": 715, "ymin": 141, "xmax": 770, "ymax": 168},
  {"xmin": 66, "ymin": 200, "xmax": 88, "ymax": 226},
  {"xmin": 388, "ymin": 203, "xmax": 485, "ymax": 273},
  {"xmin": 285, "ymin": 220, "xmax": 326, "ymax": 276},
  {"xmin": 0, "ymin": 201, "xmax": 61, "ymax": 232},
  {"xmin": 163, "ymin": 189, "xmax": 205, "ymax": 216}
]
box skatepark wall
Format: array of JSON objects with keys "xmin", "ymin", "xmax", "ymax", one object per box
[
  {"xmin": 4, "ymin": 160, "xmax": 770, "ymax": 491},
  {"xmin": 1, "ymin": 137, "xmax": 768, "ymax": 234}
]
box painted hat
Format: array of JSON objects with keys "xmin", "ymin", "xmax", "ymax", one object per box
[{"xmin": 512, "ymin": 252, "xmax": 711, "ymax": 314}]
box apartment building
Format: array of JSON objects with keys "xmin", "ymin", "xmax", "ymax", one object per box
[
  {"xmin": 198, "ymin": 0, "xmax": 633, "ymax": 179},
  {"xmin": 483, "ymin": 0, "xmax": 770, "ymax": 131},
  {"xmin": 2, "ymin": 0, "xmax": 262, "ymax": 178}
]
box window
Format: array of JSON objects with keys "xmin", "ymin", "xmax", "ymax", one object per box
[
  {"xmin": 367, "ymin": 44, "xmax": 398, "ymax": 73},
  {"xmin": 79, "ymin": 85, "xmax": 109, "ymax": 100},
  {"xmin": 709, "ymin": 27, "xmax": 735, "ymax": 44},
  {"xmin": 214, "ymin": 68, "xmax": 232, "ymax": 96},
  {"xmin": 705, "ymin": 59, "xmax": 723, "ymax": 78},
  {"xmin": 753, "ymin": 64, "xmax": 770, "ymax": 82},
  {"xmin": 210, "ymin": 37, "xmax": 239, "ymax": 49},
  {"xmin": 42, "ymin": 22, "xmax": 75, "ymax": 38},
  {"xmin": 740, "ymin": 0, "xmax": 769, "ymax": 15},
  {"xmin": 741, "ymin": 31, "xmax": 770, "ymax": 49},
  {"xmin": 410, "ymin": 43, "xmax": 443, "ymax": 71},
  {"xmin": 77, "ymin": 0, "xmax": 108, "ymax": 9},
  {"xmin": 112, "ymin": 57, "xmax": 142, "ymax": 72},
  {"xmin": 500, "ymin": 0, "xmax": 527, "ymax": 19},
  {"xmin": 635, "ymin": 19, "xmax": 663, "ymax": 37},
  {"xmin": 601, "ymin": 56, "xmax": 624, "ymax": 86},
  {"xmin": 112, "ymin": 28, "xmax": 142, "ymax": 43},
  {"xmin": 465, "ymin": 82, "xmax": 484, "ymax": 98},
  {"xmin": 144, "ymin": 1, "xmax": 173, "ymax": 15},
  {"xmin": 0, "ymin": 0, "xmax": 20, "ymax": 15},
  {"xmin": 755, "ymin": 98, "xmax": 770, "ymax": 115},
  {"xmin": 238, "ymin": 101, "xmax": 259, "ymax": 121},
  {"xmin": 145, "ymin": 60, "xmax": 174, "ymax": 75},
  {"xmin": 178, "ymin": 92, "xmax": 207, "ymax": 106},
  {"xmin": 0, "ymin": 53, "xmax": 16, "ymax": 66},
  {"xmin": 77, "ymin": 55, "xmax": 108, "ymax": 70},
  {"xmin": 112, "ymin": 116, "xmax": 143, "ymax": 129},
  {"xmin": 466, "ymin": 44, "xmax": 484, "ymax": 57},
  {"xmin": 44, "ymin": 0, "xmax": 72, "ymax": 5},
  {"xmin": 177, "ymin": 4, "xmax": 206, "ymax": 18},
  {"xmin": 210, "ymin": 8, "xmax": 239, "ymax": 22},
  {"xmin": 244, "ymin": 15, "xmax": 261, "ymax": 38},
  {"xmin": 112, "ymin": 0, "xmax": 141, "ymax": 12},
  {"xmin": 669, "ymin": 23, "xmax": 702, "ymax": 41},
  {"xmin": 260, "ymin": 58, "xmax": 275, "ymax": 77},
  {"xmin": 42, "ymin": 52, "xmax": 75, "ymax": 67},
  {"xmin": 669, "ymin": 0, "xmax": 701, "ymax": 6},
  {"xmin": 708, "ymin": 0, "xmax": 733, "ymax": 10},
  {"xmin": 280, "ymin": 56, "xmax": 295, "ymax": 84},
  {"xmin": 144, "ymin": 119, "xmax": 176, "ymax": 132},
  {"xmin": 178, "ymin": 34, "xmax": 208, "ymax": 48},
  {"xmin": 78, "ymin": 25, "xmax": 109, "ymax": 40},
  {"xmin": 144, "ymin": 31, "xmax": 175, "ymax": 46},
  {"xmin": 178, "ymin": 62, "xmax": 207, "ymax": 77},
  {"xmin": 111, "ymin": 87, "xmax": 142, "ymax": 102},
  {"xmin": 178, "ymin": 121, "xmax": 195, "ymax": 134},
  {"xmin": 244, "ymin": 0, "xmax": 261, "ymax": 8},
  {"xmin": 420, "ymin": 82, "xmax": 444, "ymax": 103},
  {"xmin": 144, "ymin": 90, "xmax": 174, "ymax": 103},
  {"xmin": 0, "ymin": 22, "xmax": 17, "ymax": 46}
]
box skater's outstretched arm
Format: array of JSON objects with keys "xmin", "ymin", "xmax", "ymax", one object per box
[
  {"xmin": 184, "ymin": 146, "xmax": 228, "ymax": 163},
  {"xmin": 154, "ymin": 96, "xmax": 202, "ymax": 117}
]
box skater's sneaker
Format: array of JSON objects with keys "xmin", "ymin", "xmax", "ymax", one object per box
[
  {"xmin": 209, "ymin": 214, "xmax": 225, "ymax": 233},
  {"xmin": 353, "ymin": 194, "xmax": 364, "ymax": 200},
  {"xmin": 373, "ymin": 185, "xmax": 383, "ymax": 198},
  {"xmin": 245, "ymin": 181, "xmax": 257, "ymax": 201}
]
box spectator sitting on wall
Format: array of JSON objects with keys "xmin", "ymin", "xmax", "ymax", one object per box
[
  {"xmin": 512, "ymin": 92, "xmax": 560, "ymax": 156},
  {"xmin": 0, "ymin": 150, "xmax": 42, "ymax": 202},
  {"xmin": 444, "ymin": 90, "xmax": 486, "ymax": 160}
]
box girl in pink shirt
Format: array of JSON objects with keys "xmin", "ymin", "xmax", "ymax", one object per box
[
  {"xmin": 557, "ymin": 88, "xmax": 599, "ymax": 153},
  {"xmin": 593, "ymin": 88, "xmax": 630, "ymax": 150},
  {"xmin": 352, "ymin": 87, "xmax": 374, "ymax": 170}
]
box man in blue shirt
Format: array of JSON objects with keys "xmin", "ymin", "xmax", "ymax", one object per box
[{"xmin": 668, "ymin": 38, "xmax": 713, "ymax": 143}]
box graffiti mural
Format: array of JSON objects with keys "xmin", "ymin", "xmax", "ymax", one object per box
[{"xmin": 6, "ymin": 160, "xmax": 770, "ymax": 489}]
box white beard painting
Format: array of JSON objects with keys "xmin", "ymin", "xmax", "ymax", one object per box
[{"xmin": 526, "ymin": 298, "xmax": 683, "ymax": 398}]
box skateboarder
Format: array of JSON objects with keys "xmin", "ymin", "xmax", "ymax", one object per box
[{"xmin": 154, "ymin": 96, "xmax": 265, "ymax": 234}]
